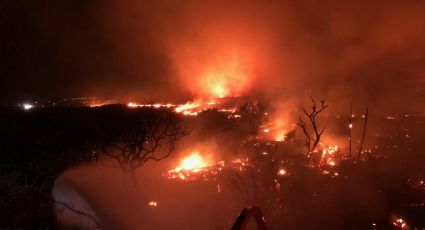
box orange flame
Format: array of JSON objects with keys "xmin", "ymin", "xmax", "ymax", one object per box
[
  {"xmin": 173, "ymin": 152, "xmax": 210, "ymax": 173},
  {"xmin": 148, "ymin": 201, "xmax": 158, "ymax": 207}
]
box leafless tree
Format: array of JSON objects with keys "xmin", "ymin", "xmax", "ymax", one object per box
[
  {"xmin": 297, "ymin": 98, "xmax": 328, "ymax": 158},
  {"xmin": 98, "ymin": 109, "xmax": 188, "ymax": 176}
]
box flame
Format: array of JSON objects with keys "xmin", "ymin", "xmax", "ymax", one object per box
[
  {"xmin": 127, "ymin": 100, "xmax": 220, "ymax": 117},
  {"xmin": 127, "ymin": 102, "xmax": 176, "ymax": 108},
  {"xmin": 261, "ymin": 118, "xmax": 288, "ymax": 142},
  {"xmin": 175, "ymin": 102, "xmax": 200, "ymax": 113},
  {"xmin": 277, "ymin": 168, "xmax": 287, "ymax": 176},
  {"xmin": 327, "ymin": 159, "xmax": 336, "ymax": 166},
  {"xmin": 126, "ymin": 100, "xmax": 239, "ymax": 117},
  {"xmin": 127, "ymin": 102, "xmax": 139, "ymax": 108},
  {"xmin": 169, "ymin": 22, "xmax": 267, "ymax": 100},
  {"xmin": 392, "ymin": 217, "xmax": 408, "ymax": 229},
  {"xmin": 212, "ymin": 84, "xmax": 228, "ymax": 98},
  {"xmin": 166, "ymin": 155, "xmax": 251, "ymax": 181},
  {"xmin": 148, "ymin": 201, "xmax": 158, "ymax": 207},
  {"xmin": 320, "ymin": 144, "xmax": 339, "ymax": 167},
  {"xmin": 177, "ymin": 152, "xmax": 208, "ymax": 172},
  {"xmin": 274, "ymin": 130, "xmax": 286, "ymax": 142},
  {"xmin": 167, "ymin": 151, "xmax": 216, "ymax": 181},
  {"xmin": 178, "ymin": 54, "xmax": 254, "ymax": 98}
]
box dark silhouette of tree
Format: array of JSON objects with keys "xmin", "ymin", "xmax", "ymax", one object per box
[
  {"xmin": 96, "ymin": 106, "xmax": 188, "ymax": 176},
  {"xmin": 297, "ymin": 98, "xmax": 328, "ymax": 158},
  {"xmin": 0, "ymin": 104, "xmax": 187, "ymax": 228}
]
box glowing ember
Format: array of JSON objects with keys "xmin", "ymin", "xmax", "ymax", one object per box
[
  {"xmin": 320, "ymin": 144, "xmax": 339, "ymax": 167},
  {"xmin": 327, "ymin": 159, "xmax": 336, "ymax": 166},
  {"xmin": 392, "ymin": 217, "xmax": 408, "ymax": 229},
  {"xmin": 148, "ymin": 201, "xmax": 158, "ymax": 207},
  {"xmin": 277, "ymin": 168, "xmax": 287, "ymax": 176},
  {"xmin": 177, "ymin": 152, "xmax": 208, "ymax": 171}
]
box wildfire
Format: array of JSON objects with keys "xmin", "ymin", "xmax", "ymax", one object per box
[
  {"xmin": 127, "ymin": 100, "xmax": 220, "ymax": 117},
  {"xmin": 166, "ymin": 152, "xmax": 252, "ymax": 181},
  {"xmin": 175, "ymin": 102, "xmax": 200, "ymax": 114},
  {"xmin": 127, "ymin": 102, "xmax": 175, "ymax": 109},
  {"xmin": 274, "ymin": 131, "xmax": 286, "ymax": 142},
  {"xmin": 125, "ymin": 99, "xmax": 244, "ymax": 119},
  {"xmin": 176, "ymin": 152, "xmax": 208, "ymax": 172},
  {"xmin": 320, "ymin": 144, "xmax": 340, "ymax": 168},
  {"xmin": 260, "ymin": 118, "xmax": 289, "ymax": 142},
  {"xmin": 212, "ymin": 84, "xmax": 228, "ymax": 98},
  {"xmin": 166, "ymin": 152, "xmax": 215, "ymax": 181}
]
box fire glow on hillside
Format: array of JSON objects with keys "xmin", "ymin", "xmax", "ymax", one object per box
[{"xmin": 166, "ymin": 151, "xmax": 252, "ymax": 182}]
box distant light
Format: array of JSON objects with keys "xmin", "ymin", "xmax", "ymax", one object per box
[
  {"xmin": 349, "ymin": 123, "xmax": 353, "ymax": 129},
  {"xmin": 23, "ymin": 103, "xmax": 34, "ymax": 110},
  {"xmin": 127, "ymin": 102, "xmax": 138, "ymax": 108}
]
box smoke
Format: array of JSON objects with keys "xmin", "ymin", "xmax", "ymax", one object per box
[
  {"xmin": 54, "ymin": 161, "xmax": 244, "ymax": 229},
  {"xmin": 1, "ymin": 0, "xmax": 425, "ymax": 113}
]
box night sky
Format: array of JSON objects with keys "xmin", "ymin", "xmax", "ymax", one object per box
[{"xmin": 1, "ymin": 0, "xmax": 425, "ymax": 113}]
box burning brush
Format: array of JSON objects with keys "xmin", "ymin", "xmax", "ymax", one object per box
[{"xmin": 166, "ymin": 152, "xmax": 252, "ymax": 182}]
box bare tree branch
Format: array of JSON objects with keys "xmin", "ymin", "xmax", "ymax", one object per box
[{"xmin": 297, "ymin": 98, "xmax": 328, "ymax": 158}]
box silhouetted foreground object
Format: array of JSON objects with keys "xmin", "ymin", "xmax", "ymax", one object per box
[
  {"xmin": 232, "ymin": 206, "xmax": 267, "ymax": 230},
  {"xmin": 297, "ymin": 98, "xmax": 328, "ymax": 160},
  {"xmin": 0, "ymin": 104, "xmax": 186, "ymax": 228}
]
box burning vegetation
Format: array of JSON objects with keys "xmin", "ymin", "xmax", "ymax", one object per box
[
  {"xmin": 1, "ymin": 0, "xmax": 425, "ymax": 229},
  {"xmin": 2, "ymin": 95, "xmax": 425, "ymax": 229}
]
